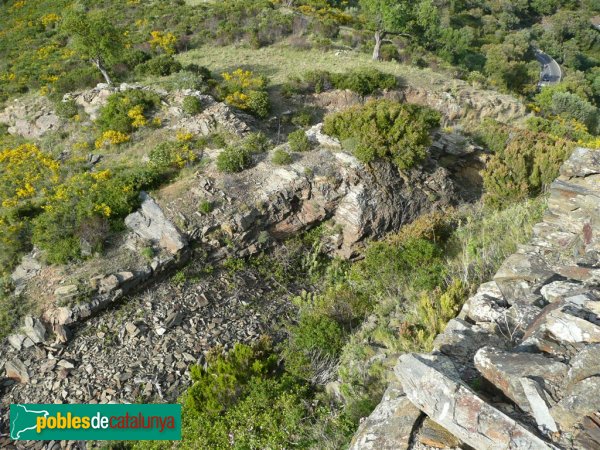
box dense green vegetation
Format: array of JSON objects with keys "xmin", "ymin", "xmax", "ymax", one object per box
[
  {"xmin": 127, "ymin": 197, "xmax": 545, "ymax": 449},
  {"xmin": 323, "ymin": 100, "xmax": 441, "ymax": 169}
]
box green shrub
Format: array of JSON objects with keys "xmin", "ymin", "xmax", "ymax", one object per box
[
  {"xmin": 472, "ymin": 119, "xmax": 510, "ymax": 154},
  {"xmin": 219, "ymin": 69, "xmax": 271, "ymax": 118},
  {"xmin": 323, "ymin": 100, "xmax": 441, "ymax": 170},
  {"xmin": 241, "ymin": 131, "xmax": 271, "ymax": 153},
  {"xmin": 165, "ymin": 340, "xmax": 315, "ymax": 450},
  {"xmin": 399, "ymin": 279, "xmax": 467, "ymax": 351},
  {"xmin": 96, "ymin": 90, "xmax": 161, "ymax": 133},
  {"xmin": 246, "ymin": 90, "xmax": 270, "ymax": 118},
  {"xmin": 291, "ymin": 108, "xmax": 315, "ymax": 127},
  {"xmin": 551, "ymin": 91, "xmax": 599, "ymax": 134},
  {"xmin": 272, "ymin": 148, "xmax": 292, "ymax": 165},
  {"xmin": 135, "ymin": 55, "xmax": 183, "ymax": 77},
  {"xmin": 288, "ymin": 129, "xmax": 312, "ymax": 152},
  {"xmin": 216, "ymin": 146, "xmax": 252, "ymax": 173},
  {"xmin": 141, "ymin": 246, "xmax": 154, "ymax": 260},
  {"xmin": 0, "ymin": 285, "xmax": 32, "ymax": 341},
  {"xmin": 210, "ymin": 133, "xmax": 227, "ymax": 148},
  {"xmin": 293, "ymin": 68, "xmax": 397, "ymax": 96},
  {"xmin": 182, "ymin": 96, "xmax": 203, "ymax": 115},
  {"xmin": 483, "ymin": 129, "xmax": 573, "ymax": 207},
  {"xmin": 331, "ymin": 68, "xmax": 397, "ymax": 96},
  {"xmin": 303, "ymin": 70, "xmax": 333, "ymax": 93},
  {"xmin": 183, "ymin": 64, "xmax": 212, "ymax": 81},
  {"xmin": 283, "ymin": 313, "xmax": 345, "ymax": 381},
  {"xmin": 32, "ymin": 166, "xmax": 164, "ymax": 264},
  {"xmin": 198, "ymin": 200, "xmax": 213, "ymax": 214},
  {"xmin": 352, "ymin": 237, "xmax": 445, "ymax": 293},
  {"xmin": 55, "ymin": 99, "xmax": 79, "ymax": 119},
  {"xmin": 149, "ymin": 141, "xmax": 197, "ymax": 171}
]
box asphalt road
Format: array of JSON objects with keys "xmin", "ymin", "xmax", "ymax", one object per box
[{"xmin": 535, "ymin": 50, "xmax": 562, "ymax": 86}]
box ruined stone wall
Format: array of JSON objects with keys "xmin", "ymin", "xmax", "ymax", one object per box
[{"xmin": 351, "ymin": 147, "xmax": 600, "ymax": 450}]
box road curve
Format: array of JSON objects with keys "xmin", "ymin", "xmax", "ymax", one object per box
[{"xmin": 535, "ymin": 49, "xmax": 562, "ymax": 86}]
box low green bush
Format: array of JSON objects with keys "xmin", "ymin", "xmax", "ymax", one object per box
[
  {"xmin": 55, "ymin": 99, "xmax": 79, "ymax": 119},
  {"xmin": 96, "ymin": 90, "xmax": 161, "ymax": 133},
  {"xmin": 288, "ymin": 129, "xmax": 311, "ymax": 152},
  {"xmin": 291, "ymin": 108, "xmax": 315, "ymax": 127},
  {"xmin": 283, "ymin": 313, "xmax": 345, "ymax": 381},
  {"xmin": 331, "ymin": 68, "xmax": 397, "ymax": 96},
  {"xmin": 482, "ymin": 129, "xmax": 573, "ymax": 207},
  {"xmin": 167, "ymin": 340, "xmax": 316, "ymax": 449},
  {"xmin": 198, "ymin": 200, "xmax": 213, "ymax": 214},
  {"xmin": 182, "ymin": 96, "xmax": 203, "ymax": 115},
  {"xmin": 218, "ymin": 69, "xmax": 271, "ymax": 118},
  {"xmin": 289, "ymin": 68, "xmax": 398, "ymax": 96},
  {"xmin": 241, "ymin": 131, "xmax": 271, "ymax": 154},
  {"xmin": 303, "ymin": 70, "xmax": 334, "ymax": 93},
  {"xmin": 272, "ymin": 148, "xmax": 293, "ymax": 165},
  {"xmin": 32, "ymin": 166, "xmax": 164, "ymax": 264},
  {"xmin": 323, "ymin": 100, "xmax": 441, "ymax": 170},
  {"xmin": 216, "ymin": 146, "xmax": 252, "ymax": 173},
  {"xmin": 246, "ymin": 90, "xmax": 270, "ymax": 118},
  {"xmin": 135, "ymin": 55, "xmax": 183, "ymax": 77},
  {"xmin": 183, "ymin": 64, "xmax": 212, "ymax": 81},
  {"xmin": 149, "ymin": 141, "xmax": 198, "ymax": 171},
  {"xmin": 352, "ymin": 237, "xmax": 445, "ymax": 294},
  {"xmin": 0, "ymin": 278, "xmax": 32, "ymax": 340}
]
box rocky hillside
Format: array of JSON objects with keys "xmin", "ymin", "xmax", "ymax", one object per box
[
  {"xmin": 351, "ymin": 147, "xmax": 600, "ymax": 449},
  {"xmin": 0, "ymin": 81, "xmax": 474, "ymax": 438}
]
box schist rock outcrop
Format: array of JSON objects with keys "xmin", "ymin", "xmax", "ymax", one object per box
[{"xmin": 351, "ymin": 147, "xmax": 600, "ymax": 450}]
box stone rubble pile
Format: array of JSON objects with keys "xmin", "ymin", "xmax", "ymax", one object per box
[{"xmin": 351, "ymin": 147, "xmax": 600, "ymax": 450}]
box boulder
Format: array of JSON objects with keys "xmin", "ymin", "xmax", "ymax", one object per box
[
  {"xmin": 543, "ymin": 306, "xmax": 600, "ymax": 344},
  {"xmin": 396, "ymin": 353, "xmax": 554, "ymax": 450},
  {"xmin": 551, "ymin": 377, "xmax": 600, "ymax": 432},
  {"xmin": 540, "ymin": 281, "xmax": 585, "ymax": 303},
  {"xmin": 474, "ymin": 346, "xmax": 568, "ymax": 413},
  {"xmin": 0, "ymin": 97, "xmax": 61, "ymax": 138},
  {"xmin": 494, "ymin": 253, "xmax": 556, "ymax": 304},
  {"xmin": 348, "ymin": 382, "xmax": 422, "ymax": 450},
  {"xmin": 22, "ymin": 316, "xmax": 46, "ymax": 344},
  {"xmin": 432, "ymin": 318, "xmax": 506, "ymax": 373},
  {"xmin": 5, "ymin": 358, "xmax": 29, "ymax": 383},
  {"xmin": 560, "ymin": 147, "xmax": 600, "ymax": 178},
  {"xmin": 125, "ymin": 192, "xmax": 187, "ymax": 254},
  {"xmin": 567, "ymin": 344, "xmax": 600, "ymax": 385},
  {"xmin": 520, "ymin": 377, "xmax": 558, "ymax": 433}
]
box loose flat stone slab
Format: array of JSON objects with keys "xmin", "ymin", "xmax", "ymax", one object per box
[
  {"xmin": 396, "ymin": 353, "xmax": 555, "ymax": 450},
  {"xmin": 520, "ymin": 377, "xmax": 558, "ymax": 433},
  {"xmin": 474, "ymin": 346, "xmax": 567, "ymax": 414},
  {"xmin": 348, "ymin": 382, "xmax": 422, "ymax": 450}
]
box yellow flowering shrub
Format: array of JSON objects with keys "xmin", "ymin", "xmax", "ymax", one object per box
[
  {"xmin": 150, "ymin": 141, "xmax": 197, "ymax": 170},
  {"xmin": 0, "ymin": 143, "xmax": 60, "ymax": 272},
  {"xmin": 176, "ymin": 130, "xmax": 194, "ymax": 142},
  {"xmin": 33, "ymin": 170, "xmax": 138, "ymax": 263},
  {"xmin": 221, "ymin": 69, "xmax": 266, "ymax": 91},
  {"xmin": 149, "ymin": 31, "xmax": 177, "ymax": 55},
  {"xmin": 40, "ymin": 13, "xmax": 60, "ymax": 27},
  {"xmin": 220, "ymin": 69, "xmax": 270, "ymax": 118},
  {"xmin": 95, "ymin": 130, "xmax": 131, "ymax": 149},
  {"xmin": 225, "ymin": 91, "xmax": 250, "ymax": 109},
  {"xmin": 0, "ymin": 143, "xmax": 60, "ymax": 209},
  {"xmin": 127, "ymin": 105, "xmax": 147, "ymax": 128}
]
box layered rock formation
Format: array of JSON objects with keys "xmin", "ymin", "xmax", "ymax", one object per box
[{"xmin": 351, "ymin": 147, "xmax": 600, "ymax": 449}]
